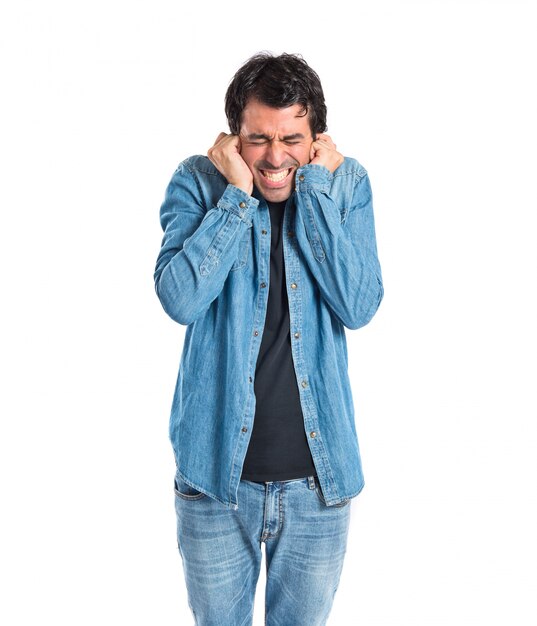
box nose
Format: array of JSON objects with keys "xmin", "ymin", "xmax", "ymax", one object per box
[{"xmin": 264, "ymin": 140, "xmax": 287, "ymax": 169}]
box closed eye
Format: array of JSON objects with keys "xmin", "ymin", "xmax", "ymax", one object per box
[{"xmin": 248, "ymin": 140, "xmax": 301, "ymax": 146}]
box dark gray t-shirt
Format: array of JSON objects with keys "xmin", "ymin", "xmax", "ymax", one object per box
[{"xmin": 241, "ymin": 199, "xmax": 317, "ymax": 483}]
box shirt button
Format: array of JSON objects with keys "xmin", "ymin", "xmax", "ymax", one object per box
[
  {"xmin": 261, "ymin": 229, "xmax": 267, "ymax": 235},
  {"xmin": 239, "ymin": 201, "xmax": 246, "ymax": 208},
  {"xmin": 249, "ymin": 376, "xmax": 252, "ymax": 383},
  {"xmin": 260, "ymin": 282, "xmax": 266, "ymax": 288},
  {"xmin": 287, "ymin": 230, "xmax": 294, "ymax": 237},
  {"xmin": 254, "ymin": 330, "xmax": 259, "ymax": 336},
  {"xmin": 294, "ymin": 332, "xmax": 300, "ymax": 339},
  {"xmin": 242, "ymin": 426, "xmax": 248, "ymax": 433},
  {"xmin": 310, "ymin": 431, "xmax": 317, "ymax": 438},
  {"xmin": 301, "ymin": 380, "xmax": 308, "ymax": 388},
  {"xmin": 299, "ymin": 174, "xmax": 305, "ymax": 182},
  {"xmin": 291, "ymin": 283, "xmax": 297, "ymax": 289}
]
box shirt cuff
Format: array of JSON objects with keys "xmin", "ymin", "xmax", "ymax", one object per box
[
  {"xmin": 294, "ymin": 164, "xmax": 333, "ymax": 193},
  {"xmin": 217, "ymin": 184, "xmax": 259, "ymax": 225}
]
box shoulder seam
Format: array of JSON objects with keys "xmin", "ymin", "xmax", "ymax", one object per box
[
  {"xmin": 184, "ymin": 155, "xmax": 223, "ymax": 177},
  {"xmin": 333, "ymin": 157, "xmax": 367, "ymax": 180},
  {"xmin": 181, "ymin": 157, "xmax": 205, "ymax": 200}
]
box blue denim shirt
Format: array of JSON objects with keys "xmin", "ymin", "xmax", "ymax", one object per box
[{"xmin": 154, "ymin": 155, "xmax": 383, "ymax": 509}]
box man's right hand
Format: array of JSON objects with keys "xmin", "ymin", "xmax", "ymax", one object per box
[{"xmin": 207, "ymin": 133, "xmax": 254, "ymax": 196}]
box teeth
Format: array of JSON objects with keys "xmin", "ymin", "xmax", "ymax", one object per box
[{"xmin": 262, "ymin": 168, "xmax": 290, "ymax": 182}]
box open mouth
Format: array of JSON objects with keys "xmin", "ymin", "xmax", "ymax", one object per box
[{"xmin": 259, "ymin": 168, "xmax": 293, "ymax": 185}]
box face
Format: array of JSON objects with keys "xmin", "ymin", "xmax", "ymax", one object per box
[{"xmin": 239, "ymin": 99, "xmax": 313, "ymax": 202}]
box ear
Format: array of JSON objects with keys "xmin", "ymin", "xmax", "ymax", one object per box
[{"xmin": 309, "ymin": 140, "xmax": 317, "ymax": 162}]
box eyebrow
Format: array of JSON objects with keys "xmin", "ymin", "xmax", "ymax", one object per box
[{"xmin": 246, "ymin": 133, "xmax": 306, "ymax": 141}]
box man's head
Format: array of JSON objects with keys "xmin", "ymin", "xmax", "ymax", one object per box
[{"xmin": 225, "ymin": 52, "xmax": 328, "ymax": 202}]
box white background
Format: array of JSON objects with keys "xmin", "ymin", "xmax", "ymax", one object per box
[{"xmin": 1, "ymin": 1, "xmax": 536, "ymax": 624}]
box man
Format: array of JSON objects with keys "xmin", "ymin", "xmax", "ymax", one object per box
[{"xmin": 154, "ymin": 52, "xmax": 383, "ymax": 626}]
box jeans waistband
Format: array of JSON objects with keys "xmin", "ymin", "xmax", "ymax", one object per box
[{"xmin": 243, "ymin": 476, "xmax": 317, "ymax": 490}]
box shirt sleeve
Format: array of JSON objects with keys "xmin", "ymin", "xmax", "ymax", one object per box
[
  {"xmin": 154, "ymin": 160, "xmax": 258, "ymax": 325},
  {"xmin": 293, "ymin": 163, "xmax": 384, "ymax": 330}
]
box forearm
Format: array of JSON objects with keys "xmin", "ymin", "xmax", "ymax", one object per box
[
  {"xmin": 154, "ymin": 178, "xmax": 257, "ymax": 325},
  {"xmin": 294, "ymin": 164, "xmax": 383, "ymax": 330}
]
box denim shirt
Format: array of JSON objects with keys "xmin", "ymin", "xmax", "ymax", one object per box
[{"xmin": 154, "ymin": 155, "xmax": 383, "ymax": 509}]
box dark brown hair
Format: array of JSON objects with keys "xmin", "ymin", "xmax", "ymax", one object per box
[{"xmin": 225, "ymin": 52, "xmax": 328, "ymax": 138}]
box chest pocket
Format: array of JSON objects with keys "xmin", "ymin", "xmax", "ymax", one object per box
[{"xmin": 230, "ymin": 229, "xmax": 251, "ymax": 271}]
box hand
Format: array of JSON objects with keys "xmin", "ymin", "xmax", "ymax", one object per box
[
  {"xmin": 207, "ymin": 132, "xmax": 254, "ymax": 196},
  {"xmin": 309, "ymin": 134, "xmax": 344, "ymax": 173}
]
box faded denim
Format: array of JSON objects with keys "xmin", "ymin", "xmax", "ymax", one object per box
[
  {"xmin": 154, "ymin": 155, "xmax": 383, "ymax": 510},
  {"xmin": 174, "ymin": 473, "xmax": 351, "ymax": 626}
]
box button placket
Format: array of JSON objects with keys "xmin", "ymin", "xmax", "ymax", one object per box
[{"xmin": 246, "ymin": 200, "xmax": 269, "ymax": 405}]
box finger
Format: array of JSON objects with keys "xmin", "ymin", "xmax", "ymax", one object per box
[
  {"xmin": 212, "ymin": 131, "xmax": 228, "ymax": 146},
  {"xmin": 311, "ymin": 139, "xmax": 327, "ymax": 154},
  {"xmin": 319, "ymin": 135, "xmax": 336, "ymax": 149}
]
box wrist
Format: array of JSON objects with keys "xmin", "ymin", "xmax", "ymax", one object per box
[
  {"xmin": 229, "ymin": 179, "xmax": 253, "ymax": 196},
  {"xmin": 218, "ymin": 184, "xmax": 259, "ymax": 225},
  {"xmin": 295, "ymin": 164, "xmax": 333, "ymax": 192}
]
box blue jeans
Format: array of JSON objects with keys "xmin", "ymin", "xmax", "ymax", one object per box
[{"xmin": 174, "ymin": 471, "xmax": 352, "ymax": 626}]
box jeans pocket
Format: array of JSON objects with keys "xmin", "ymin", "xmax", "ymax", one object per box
[
  {"xmin": 314, "ymin": 478, "xmax": 350, "ymax": 508},
  {"xmin": 174, "ymin": 472, "xmax": 206, "ymax": 500}
]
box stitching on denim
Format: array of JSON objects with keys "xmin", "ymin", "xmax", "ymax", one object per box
[
  {"xmin": 185, "ymin": 155, "xmax": 225, "ymax": 178},
  {"xmin": 174, "ymin": 487, "xmax": 206, "ymax": 501},
  {"xmin": 175, "ymin": 469, "xmax": 228, "ymax": 506},
  {"xmin": 333, "ymin": 161, "xmax": 367, "ymax": 179},
  {"xmin": 182, "ymin": 157, "xmax": 205, "ymax": 201},
  {"xmin": 174, "ymin": 478, "xmax": 206, "ymax": 501},
  {"xmin": 261, "ymin": 485, "xmax": 284, "ymax": 541},
  {"xmin": 261, "ymin": 483, "xmax": 270, "ymax": 541},
  {"xmin": 303, "ymin": 192, "xmax": 326, "ymax": 263},
  {"xmin": 279, "ymin": 486, "xmax": 284, "ymax": 536},
  {"xmin": 315, "ymin": 484, "xmax": 349, "ymax": 508},
  {"xmin": 230, "ymin": 230, "xmax": 250, "ymax": 271}
]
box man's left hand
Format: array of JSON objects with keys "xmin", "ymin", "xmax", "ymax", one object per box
[{"xmin": 309, "ymin": 134, "xmax": 344, "ymax": 173}]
